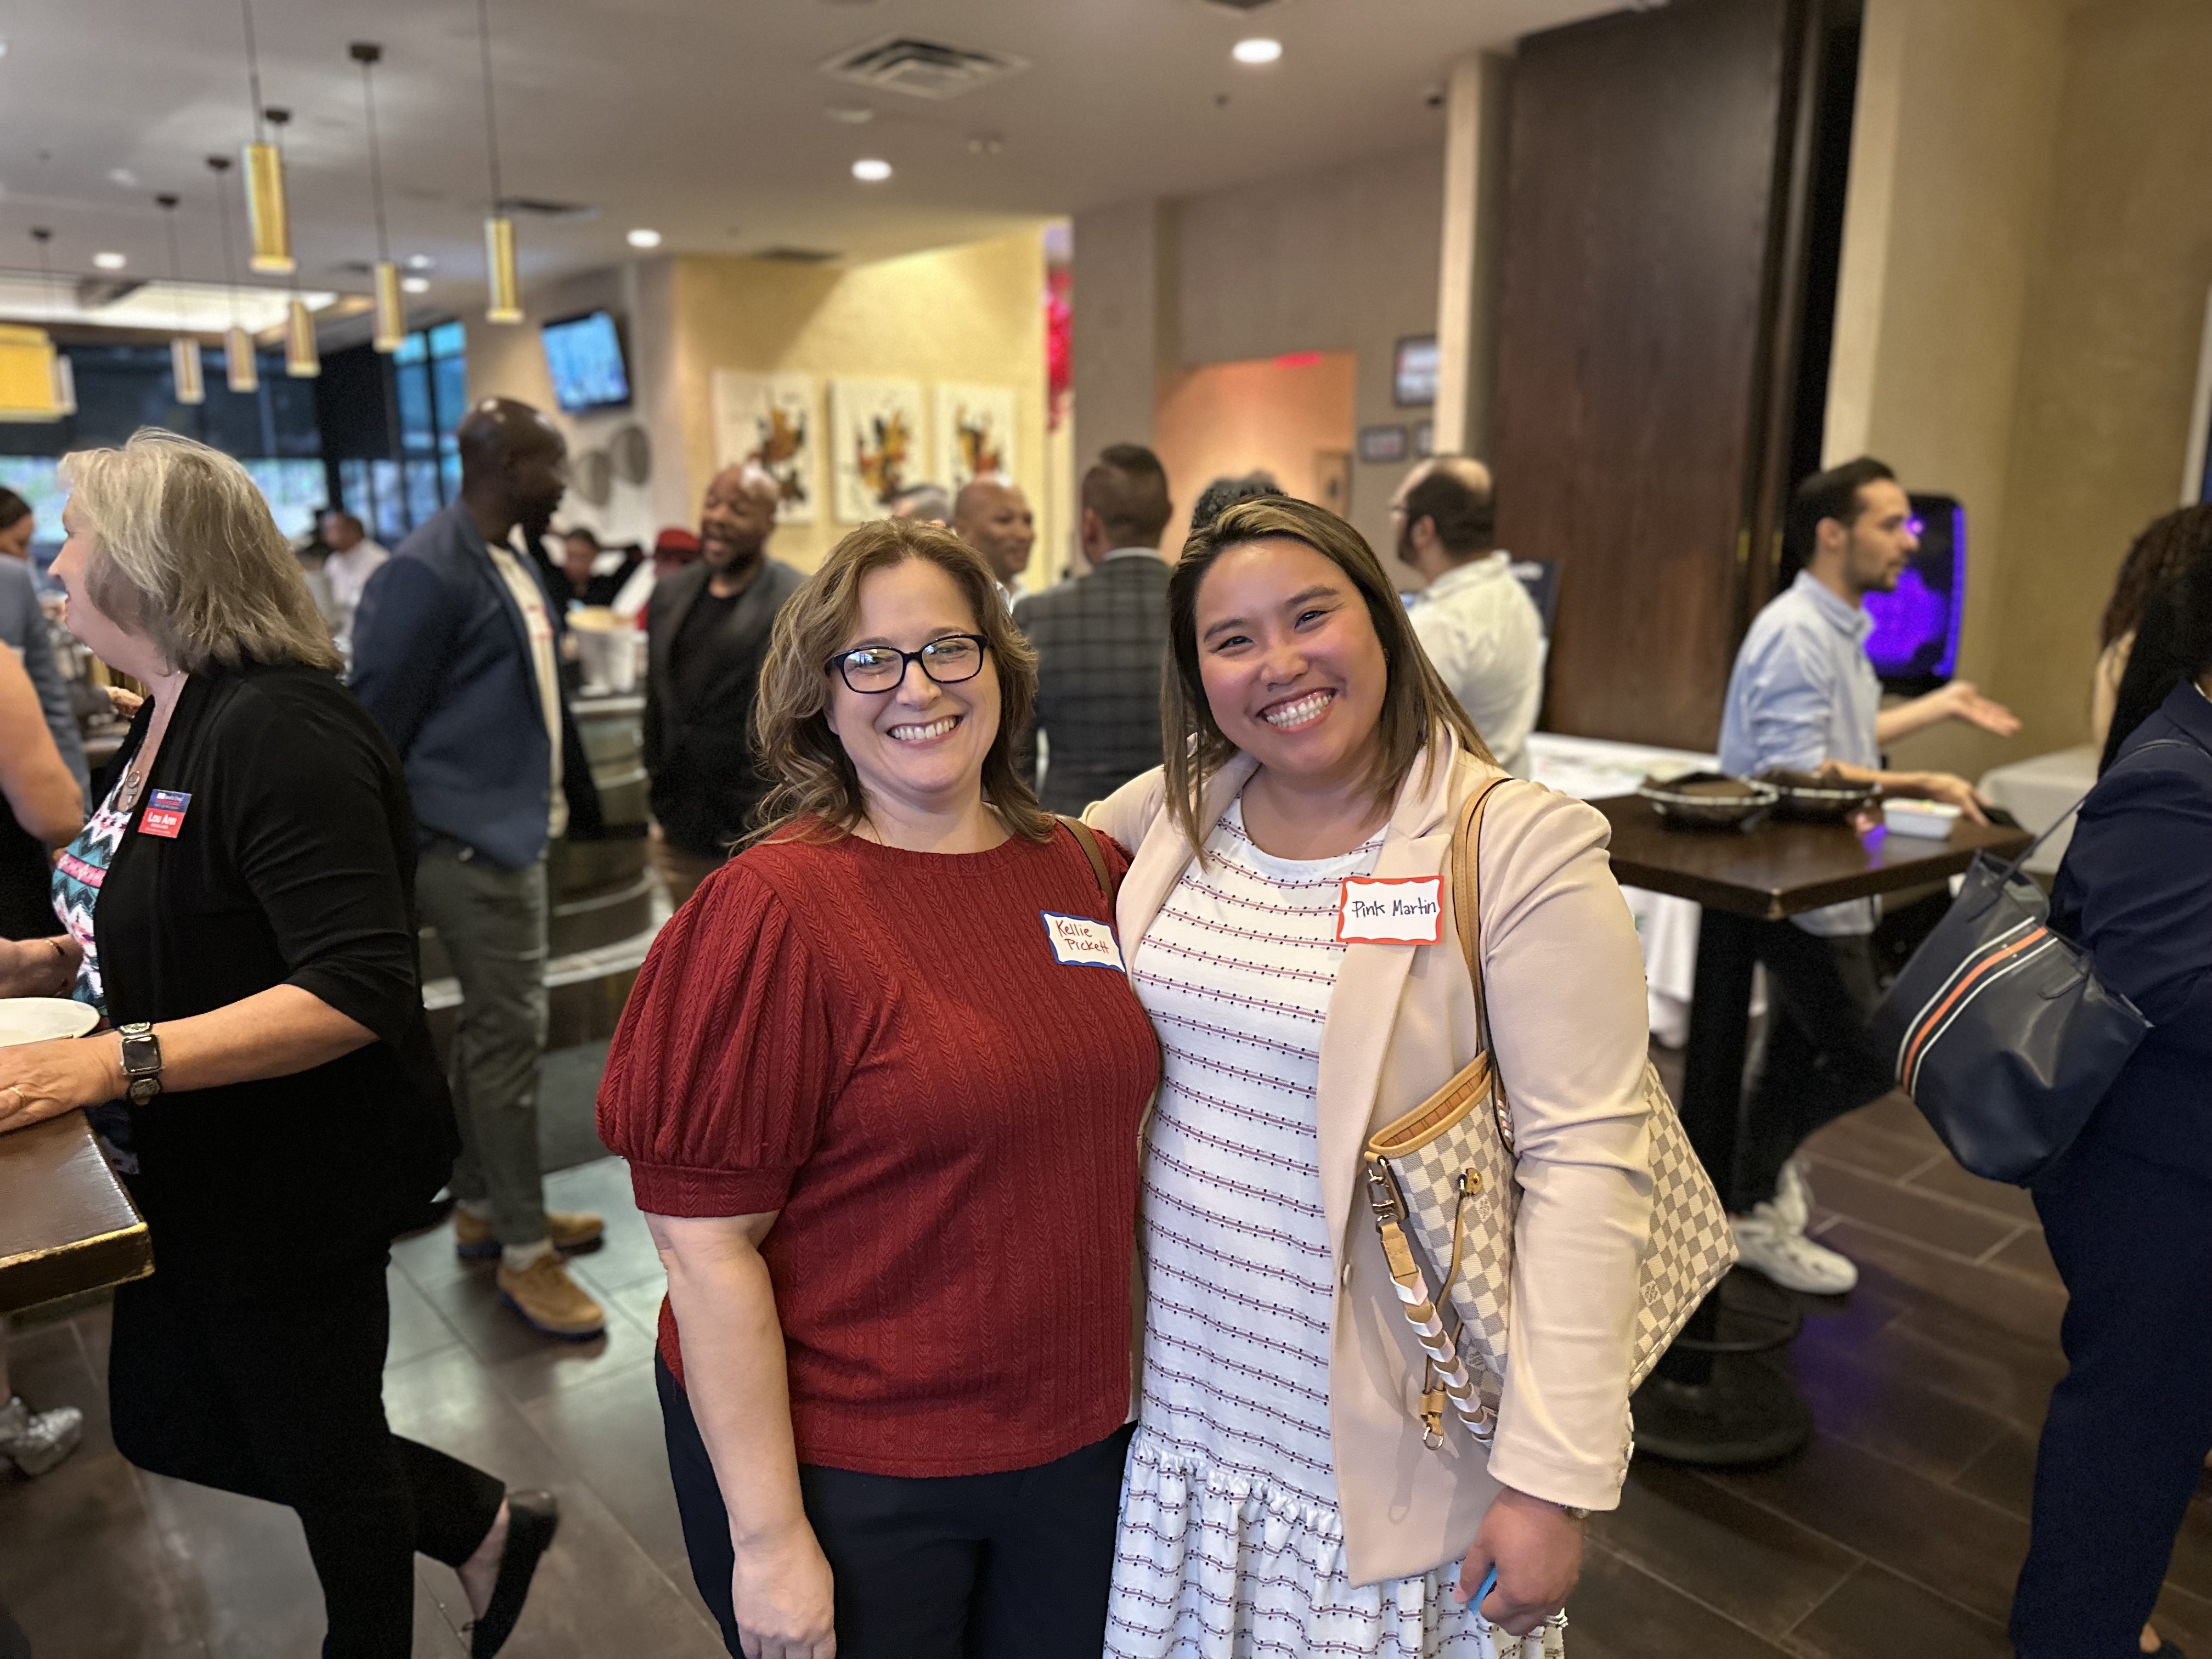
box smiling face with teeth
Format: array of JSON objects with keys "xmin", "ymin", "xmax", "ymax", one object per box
[
  {"xmin": 1194, "ymin": 535, "xmax": 1390, "ymax": 795},
  {"xmin": 823, "ymin": 556, "xmax": 1003, "ymax": 834}
]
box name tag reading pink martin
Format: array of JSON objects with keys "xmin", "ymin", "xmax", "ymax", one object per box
[{"xmin": 1336, "ymin": 876, "xmax": 1444, "ymax": 945}]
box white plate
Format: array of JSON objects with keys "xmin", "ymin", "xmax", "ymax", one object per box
[
  {"xmin": 0, "ymin": 997, "xmax": 100, "ymax": 1048},
  {"xmin": 1882, "ymin": 799, "xmax": 1963, "ymax": 839}
]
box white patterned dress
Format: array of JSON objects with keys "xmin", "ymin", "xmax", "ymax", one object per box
[{"xmin": 1105, "ymin": 802, "xmax": 1564, "ymax": 1659}]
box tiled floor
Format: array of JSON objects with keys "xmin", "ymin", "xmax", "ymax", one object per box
[{"xmin": 3, "ymin": 1084, "xmax": 2205, "ymax": 1657}]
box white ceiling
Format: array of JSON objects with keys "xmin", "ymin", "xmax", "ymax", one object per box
[{"xmin": 0, "ymin": 0, "xmax": 1616, "ymax": 328}]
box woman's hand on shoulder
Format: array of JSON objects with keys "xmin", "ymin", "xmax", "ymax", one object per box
[
  {"xmin": 1458, "ymin": 1484, "xmax": 1583, "ymax": 1636},
  {"xmin": 0, "ymin": 1032, "xmax": 122, "ymax": 1136},
  {"xmin": 731, "ymin": 1521, "xmax": 836, "ymax": 1659}
]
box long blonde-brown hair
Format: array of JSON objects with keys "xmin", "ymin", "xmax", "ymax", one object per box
[
  {"xmin": 60, "ymin": 428, "xmax": 341, "ymax": 674},
  {"xmin": 751, "ymin": 517, "xmax": 1053, "ymax": 843},
  {"xmin": 1163, "ymin": 495, "xmax": 1492, "ymax": 853}
]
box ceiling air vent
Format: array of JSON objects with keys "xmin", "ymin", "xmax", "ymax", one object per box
[
  {"xmin": 497, "ymin": 197, "xmax": 601, "ymax": 223},
  {"xmin": 753, "ymin": 247, "xmax": 843, "ymax": 265},
  {"xmin": 819, "ymin": 34, "xmax": 1030, "ymax": 101},
  {"xmin": 1201, "ymin": 0, "xmax": 1286, "ymax": 10}
]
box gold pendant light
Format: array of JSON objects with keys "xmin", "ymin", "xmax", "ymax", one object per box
[
  {"xmin": 171, "ymin": 336, "xmax": 206, "ymax": 405},
  {"xmin": 157, "ymin": 193, "xmax": 206, "ymax": 406},
  {"xmin": 207, "ymin": 155, "xmax": 259, "ymax": 395},
  {"xmin": 238, "ymin": 0, "xmax": 294, "ymax": 274},
  {"xmin": 28, "ymin": 230, "xmax": 75, "ymax": 417},
  {"xmin": 264, "ymin": 109, "xmax": 318, "ymax": 378},
  {"xmin": 476, "ymin": 0, "xmax": 522, "ymax": 324},
  {"xmin": 351, "ymin": 42, "xmax": 408, "ymax": 353}
]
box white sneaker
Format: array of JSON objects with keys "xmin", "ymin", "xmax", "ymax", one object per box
[
  {"xmin": 1771, "ymin": 1158, "xmax": 1815, "ymax": 1234},
  {"xmin": 1731, "ymin": 1214, "xmax": 1859, "ymax": 1295},
  {"xmin": 0, "ymin": 1393, "xmax": 84, "ymax": 1477}
]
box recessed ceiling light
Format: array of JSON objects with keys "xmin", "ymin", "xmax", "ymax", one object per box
[
  {"xmin": 1232, "ymin": 37, "xmax": 1283, "ymax": 64},
  {"xmin": 851, "ymin": 157, "xmax": 892, "ymax": 183},
  {"xmin": 626, "ymin": 228, "xmax": 662, "ymax": 249},
  {"xmin": 404, "ymin": 253, "xmax": 433, "ymax": 270},
  {"xmin": 0, "ymin": 39, "xmax": 10, "ymax": 59},
  {"xmin": 92, "ymin": 251, "xmax": 126, "ymax": 270},
  {"xmin": 825, "ymin": 105, "xmax": 875, "ymax": 125},
  {"xmin": 400, "ymin": 276, "xmax": 430, "ymax": 294},
  {"xmin": 107, "ymin": 167, "xmax": 138, "ymax": 188}
]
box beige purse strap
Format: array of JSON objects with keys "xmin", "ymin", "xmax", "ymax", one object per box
[
  {"xmin": 1451, "ymin": 776, "xmax": 1517, "ymax": 1141},
  {"xmin": 1056, "ymin": 815, "xmax": 1114, "ymax": 899}
]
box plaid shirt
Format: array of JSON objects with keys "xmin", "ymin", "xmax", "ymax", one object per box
[{"xmin": 1013, "ymin": 552, "xmax": 1172, "ymax": 816}]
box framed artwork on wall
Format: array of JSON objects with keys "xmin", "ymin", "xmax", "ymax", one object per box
[
  {"xmin": 713, "ymin": 371, "xmax": 818, "ymax": 524},
  {"xmin": 1394, "ymin": 336, "xmax": 1439, "ymax": 408},
  {"xmin": 933, "ymin": 383, "xmax": 1018, "ymax": 490},
  {"xmin": 831, "ymin": 378, "xmax": 926, "ymax": 523},
  {"xmin": 1357, "ymin": 424, "xmax": 1409, "ymax": 464}
]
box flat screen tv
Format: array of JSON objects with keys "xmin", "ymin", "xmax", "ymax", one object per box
[
  {"xmin": 541, "ymin": 310, "xmax": 630, "ymax": 413},
  {"xmin": 1863, "ymin": 492, "xmax": 1965, "ymax": 696}
]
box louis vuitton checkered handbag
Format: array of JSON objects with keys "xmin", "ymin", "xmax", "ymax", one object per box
[{"xmin": 1363, "ymin": 779, "xmax": 1736, "ymax": 1451}]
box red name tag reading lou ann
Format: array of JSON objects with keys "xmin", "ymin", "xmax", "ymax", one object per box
[
  {"xmin": 1336, "ymin": 875, "xmax": 1444, "ymax": 945},
  {"xmin": 139, "ymin": 790, "xmax": 191, "ymax": 840}
]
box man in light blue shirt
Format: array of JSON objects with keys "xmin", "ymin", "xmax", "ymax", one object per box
[{"xmin": 1716, "ymin": 458, "xmax": 2018, "ymax": 1294}]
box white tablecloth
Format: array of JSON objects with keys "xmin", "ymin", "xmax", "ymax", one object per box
[
  {"xmin": 1977, "ymin": 744, "xmax": 2097, "ymax": 876},
  {"xmin": 1526, "ymin": 733, "xmax": 1719, "ymax": 1045}
]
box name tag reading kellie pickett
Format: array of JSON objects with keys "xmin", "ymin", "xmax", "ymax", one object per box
[
  {"xmin": 1040, "ymin": 911, "xmax": 1126, "ymax": 972},
  {"xmin": 1336, "ymin": 875, "xmax": 1443, "ymax": 946}
]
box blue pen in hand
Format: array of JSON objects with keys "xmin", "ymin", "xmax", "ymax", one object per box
[{"xmin": 1473, "ymin": 1563, "xmax": 1499, "ymax": 1613}]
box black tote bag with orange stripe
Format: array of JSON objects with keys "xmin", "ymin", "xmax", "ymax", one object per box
[{"xmin": 1870, "ymin": 789, "xmax": 2153, "ymax": 1187}]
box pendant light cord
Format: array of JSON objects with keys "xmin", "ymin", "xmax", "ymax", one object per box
[
  {"xmin": 359, "ymin": 58, "xmax": 392, "ymax": 261},
  {"xmin": 476, "ymin": 0, "xmax": 505, "ymax": 211},
  {"xmin": 241, "ymin": 0, "xmax": 269, "ymax": 145},
  {"xmin": 159, "ymin": 195, "xmax": 196, "ymax": 335}
]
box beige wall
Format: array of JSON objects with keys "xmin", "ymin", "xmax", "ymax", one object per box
[
  {"xmin": 1829, "ymin": 0, "xmax": 2212, "ymax": 778},
  {"xmin": 1071, "ymin": 145, "xmax": 1446, "ymax": 574},
  {"xmin": 471, "ymin": 233, "xmax": 1052, "ymax": 584},
  {"xmin": 664, "ymin": 233, "xmax": 1052, "ymax": 582}
]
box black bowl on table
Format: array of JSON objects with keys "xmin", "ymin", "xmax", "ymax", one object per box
[
  {"xmin": 1636, "ymin": 771, "xmax": 1779, "ymax": 831},
  {"xmin": 1758, "ymin": 769, "xmax": 1880, "ymax": 823}
]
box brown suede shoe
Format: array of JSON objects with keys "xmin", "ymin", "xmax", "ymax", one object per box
[
  {"xmin": 454, "ymin": 1209, "xmax": 605, "ymax": 1261},
  {"xmin": 495, "ymin": 1256, "xmax": 607, "ymax": 1340}
]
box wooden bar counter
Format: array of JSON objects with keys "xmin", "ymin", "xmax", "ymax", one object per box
[{"xmin": 0, "ymin": 1111, "xmax": 150, "ymax": 1316}]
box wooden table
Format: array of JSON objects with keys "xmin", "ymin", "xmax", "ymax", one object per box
[
  {"xmin": 1595, "ymin": 795, "xmax": 2030, "ymax": 1465},
  {"xmin": 0, "ymin": 1114, "xmax": 150, "ymax": 1316}
]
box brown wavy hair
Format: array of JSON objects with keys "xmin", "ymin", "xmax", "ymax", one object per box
[
  {"xmin": 1162, "ymin": 495, "xmax": 1493, "ymax": 855},
  {"xmin": 2100, "ymin": 504, "xmax": 2212, "ymax": 649},
  {"xmin": 750, "ymin": 517, "xmax": 1052, "ymax": 844}
]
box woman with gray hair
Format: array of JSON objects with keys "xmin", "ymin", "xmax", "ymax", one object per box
[{"xmin": 0, "ymin": 430, "xmax": 556, "ymax": 1658}]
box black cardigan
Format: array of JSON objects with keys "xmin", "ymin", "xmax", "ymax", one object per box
[{"xmin": 95, "ymin": 661, "xmax": 457, "ymax": 1280}]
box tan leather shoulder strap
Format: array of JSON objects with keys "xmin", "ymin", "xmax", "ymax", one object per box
[
  {"xmin": 1057, "ymin": 815, "xmax": 1114, "ymax": 899},
  {"xmin": 1449, "ymin": 776, "xmax": 1515, "ymax": 1081}
]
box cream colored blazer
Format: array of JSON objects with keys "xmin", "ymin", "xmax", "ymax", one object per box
[{"xmin": 1087, "ymin": 733, "xmax": 1656, "ymax": 1586}]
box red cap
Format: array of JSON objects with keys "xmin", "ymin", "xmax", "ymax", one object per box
[{"xmin": 653, "ymin": 528, "xmax": 701, "ymax": 557}]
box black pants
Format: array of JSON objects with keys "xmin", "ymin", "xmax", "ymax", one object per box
[
  {"xmin": 2011, "ymin": 1129, "xmax": 2212, "ymax": 1657},
  {"xmin": 108, "ymin": 1254, "xmax": 505, "ymax": 1659},
  {"xmin": 1733, "ymin": 926, "xmax": 1893, "ymax": 1211},
  {"xmin": 657, "ymin": 1355, "xmax": 1131, "ymax": 1658}
]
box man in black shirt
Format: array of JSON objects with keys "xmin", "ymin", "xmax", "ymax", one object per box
[{"xmin": 643, "ymin": 465, "xmax": 804, "ymax": 905}]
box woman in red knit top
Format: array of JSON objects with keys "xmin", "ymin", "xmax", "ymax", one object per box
[{"xmin": 597, "ymin": 519, "xmax": 1159, "ymax": 1659}]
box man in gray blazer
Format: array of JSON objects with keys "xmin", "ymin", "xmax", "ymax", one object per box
[
  {"xmin": 1014, "ymin": 444, "xmax": 1174, "ymax": 816},
  {"xmin": 0, "ymin": 549, "xmax": 89, "ymax": 799}
]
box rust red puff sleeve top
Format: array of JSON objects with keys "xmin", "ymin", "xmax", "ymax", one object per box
[{"xmin": 597, "ymin": 822, "xmax": 1161, "ymax": 1478}]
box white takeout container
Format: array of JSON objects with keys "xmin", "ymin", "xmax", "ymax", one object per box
[
  {"xmin": 0, "ymin": 997, "xmax": 98, "ymax": 1048},
  {"xmin": 1881, "ymin": 799, "xmax": 1963, "ymax": 839}
]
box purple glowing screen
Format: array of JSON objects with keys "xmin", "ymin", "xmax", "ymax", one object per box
[{"xmin": 1863, "ymin": 498, "xmax": 1965, "ymax": 682}]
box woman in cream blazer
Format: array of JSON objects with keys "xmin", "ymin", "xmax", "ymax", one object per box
[{"xmin": 1088, "ymin": 496, "xmax": 1652, "ymax": 1657}]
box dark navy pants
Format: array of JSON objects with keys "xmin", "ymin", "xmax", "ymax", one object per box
[
  {"xmin": 2012, "ymin": 1126, "xmax": 2212, "ymax": 1656},
  {"xmin": 657, "ymin": 1355, "xmax": 1131, "ymax": 1659}
]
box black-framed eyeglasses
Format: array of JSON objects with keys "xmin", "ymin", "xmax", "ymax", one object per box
[{"xmin": 826, "ymin": 633, "xmax": 990, "ymax": 694}]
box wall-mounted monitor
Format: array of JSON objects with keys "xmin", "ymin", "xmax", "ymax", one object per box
[
  {"xmin": 1394, "ymin": 336, "xmax": 1438, "ymax": 408},
  {"xmin": 540, "ymin": 309, "xmax": 631, "ymax": 414},
  {"xmin": 1863, "ymin": 492, "xmax": 1965, "ymax": 696}
]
